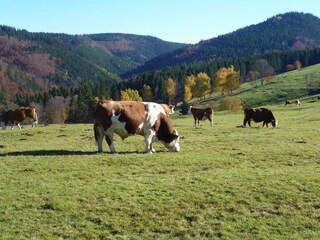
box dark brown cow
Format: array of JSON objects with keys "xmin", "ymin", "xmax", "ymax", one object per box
[
  {"xmin": 243, "ymin": 108, "xmax": 278, "ymax": 128},
  {"xmin": 188, "ymin": 106, "xmax": 213, "ymax": 127},
  {"xmin": 285, "ymin": 99, "xmax": 301, "ymax": 106},
  {"xmin": 94, "ymin": 100, "xmax": 180, "ymax": 154},
  {"xmin": 2, "ymin": 106, "xmax": 38, "ymax": 130}
]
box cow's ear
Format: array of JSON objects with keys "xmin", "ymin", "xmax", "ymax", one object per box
[{"xmin": 173, "ymin": 129, "xmax": 179, "ymax": 137}]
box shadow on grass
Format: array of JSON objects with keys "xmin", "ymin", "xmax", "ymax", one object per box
[
  {"xmin": 0, "ymin": 149, "xmax": 165, "ymax": 156},
  {"xmin": 0, "ymin": 150, "xmax": 96, "ymax": 157}
]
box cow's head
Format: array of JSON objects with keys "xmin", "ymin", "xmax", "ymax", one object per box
[
  {"xmin": 161, "ymin": 129, "xmax": 180, "ymax": 152},
  {"xmin": 272, "ymin": 120, "xmax": 278, "ymax": 128}
]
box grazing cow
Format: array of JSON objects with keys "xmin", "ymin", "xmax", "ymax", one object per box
[
  {"xmin": 188, "ymin": 106, "xmax": 213, "ymax": 127},
  {"xmin": 243, "ymin": 108, "xmax": 278, "ymax": 128},
  {"xmin": 285, "ymin": 99, "xmax": 301, "ymax": 106},
  {"xmin": 317, "ymin": 96, "xmax": 320, "ymax": 101},
  {"xmin": 94, "ymin": 100, "xmax": 180, "ymax": 154},
  {"xmin": 160, "ymin": 104, "xmax": 175, "ymax": 117},
  {"xmin": 2, "ymin": 106, "xmax": 38, "ymax": 130}
]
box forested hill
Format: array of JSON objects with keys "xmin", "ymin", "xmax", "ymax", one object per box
[
  {"xmin": 0, "ymin": 26, "xmax": 185, "ymax": 102},
  {"xmin": 126, "ymin": 12, "xmax": 320, "ymax": 76},
  {"xmin": 86, "ymin": 33, "xmax": 187, "ymax": 71}
]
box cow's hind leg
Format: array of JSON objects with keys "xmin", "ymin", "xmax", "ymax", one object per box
[
  {"xmin": 243, "ymin": 118, "xmax": 250, "ymax": 127},
  {"xmin": 94, "ymin": 122, "xmax": 104, "ymax": 153}
]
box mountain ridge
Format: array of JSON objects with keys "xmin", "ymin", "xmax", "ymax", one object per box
[{"xmin": 125, "ymin": 12, "xmax": 320, "ymax": 77}]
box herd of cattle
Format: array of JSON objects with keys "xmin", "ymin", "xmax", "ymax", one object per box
[{"xmin": 0, "ymin": 97, "xmax": 314, "ymax": 153}]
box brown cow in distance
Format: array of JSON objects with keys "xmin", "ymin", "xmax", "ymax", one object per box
[
  {"xmin": 285, "ymin": 99, "xmax": 301, "ymax": 106},
  {"xmin": 94, "ymin": 100, "xmax": 180, "ymax": 154},
  {"xmin": 2, "ymin": 106, "xmax": 38, "ymax": 130},
  {"xmin": 188, "ymin": 106, "xmax": 213, "ymax": 127},
  {"xmin": 243, "ymin": 108, "xmax": 278, "ymax": 128}
]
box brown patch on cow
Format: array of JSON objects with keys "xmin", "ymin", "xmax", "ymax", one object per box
[{"xmin": 152, "ymin": 113, "xmax": 178, "ymax": 143}]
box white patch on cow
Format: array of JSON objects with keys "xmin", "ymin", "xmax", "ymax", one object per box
[
  {"xmin": 111, "ymin": 112, "xmax": 129, "ymax": 140},
  {"xmin": 274, "ymin": 120, "xmax": 279, "ymax": 128},
  {"xmin": 137, "ymin": 122, "xmax": 144, "ymax": 133},
  {"xmin": 143, "ymin": 102, "xmax": 166, "ymax": 128},
  {"xmin": 296, "ymin": 100, "xmax": 301, "ymax": 106},
  {"xmin": 144, "ymin": 128, "xmax": 156, "ymax": 153},
  {"xmin": 202, "ymin": 116, "xmax": 208, "ymax": 120}
]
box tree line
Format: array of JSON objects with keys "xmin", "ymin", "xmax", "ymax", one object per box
[{"xmin": 5, "ymin": 47, "xmax": 320, "ymax": 123}]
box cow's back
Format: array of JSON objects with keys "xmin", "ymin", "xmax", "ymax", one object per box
[
  {"xmin": 5, "ymin": 109, "xmax": 26, "ymax": 123},
  {"xmin": 95, "ymin": 100, "xmax": 147, "ymax": 135}
]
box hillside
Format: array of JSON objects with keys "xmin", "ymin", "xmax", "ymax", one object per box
[
  {"xmin": 191, "ymin": 63, "xmax": 320, "ymax": 110},
  {"xmin": 0, "ymin": 26, "xmax": 185, "ymax": 103},
  {"xmin": 126, "ymin": 12, "xmax": 320, "ymax": 76},
  {"xmin": 87, "ymin": 33, "xmax": 186, "ymax": 71}
]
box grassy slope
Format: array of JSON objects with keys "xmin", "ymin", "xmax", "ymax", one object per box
[
  {"xmin": 0, "ymin": 100, "xmax": 319, "ymax": 239},
  {"xmin": 196, "ymin": 63, "xmax": 320, "ymax": 109}
]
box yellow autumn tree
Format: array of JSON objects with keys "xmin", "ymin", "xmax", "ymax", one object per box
[
  {"xmin": 121, "ymin": 89, "xmax": 142, "ymax": 101},
  {"xmin": 166, "ymin": 78, "xmax": 176, "ymax": 104},
  {"xmin": 142, "ymin": 84, "xmax": 152, "ymax": 102},
  {"xmin": 214, "ymin": 66, "xmax": 240, "ymax": 94},
  {"xmin": 120, "ymin": 90, "xmax": 131, "ymax": 101},
  {"xmin": 196, "ymin": 72, "xmax": 211, "ymax": 96},
  {"xmin": 184, "ymin": 75, "xmax": 195, "ymax": 101},
  {"xmin": 226, "ymin": 70, "xmax": 240, "ymax": 93},
  {"xmin": 213, "ymin": 67, "xmax": 227, "ymax": 94},
  {"xmin": 184, "ymin": 85, "xmax": 192, "ymax": 101}
]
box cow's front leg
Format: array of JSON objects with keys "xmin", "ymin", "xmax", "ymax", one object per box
[{"xmin": 145, "ymin": 129, "xmax": 155, "ymax": 153}]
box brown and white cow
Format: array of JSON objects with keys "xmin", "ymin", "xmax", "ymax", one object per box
[
  {"xmin": 243, "ymin": 108, "xmax": 278, "ymax": 128},
  {"xmin": 188, "ymin": 106, "xmax": 213, "ymax": 127},
  {"xmin": 285, "ymin": 99, "xmax": 301, "ymax": 106},
  {"xmin": 160, "ymin": 104, "xmax": 175, "ymax": 117},
  {"xmin": 94, "ymin": 100, "xmax": 180, "ymax": 154},
  {"xmin": 1, "ymin": 106, "xmax": 38, "ymax": 130}
]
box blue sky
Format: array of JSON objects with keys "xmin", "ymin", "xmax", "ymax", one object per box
[{"xmin": 2, "ymin": 0, "xmax": 320, "ymax": 44}]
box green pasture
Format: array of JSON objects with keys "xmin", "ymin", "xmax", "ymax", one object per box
[
  {"xmin": 193, "ymin": 63, "xmax": 320, "ymax": 109},
  {"xmin": 0, "ymin": 100, "xmax": 319, "ymax": 239}
]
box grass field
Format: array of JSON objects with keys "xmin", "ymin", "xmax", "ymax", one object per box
[
  {"xmin": 193, "ymin": 63, "xmax": 320, "ymax": 109},
  {"xmin": 0, "ymin": 100, "xmax": 319, "ymax": 239}
]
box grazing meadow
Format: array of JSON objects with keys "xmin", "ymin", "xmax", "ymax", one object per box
[{"xmin": 0, "ymin": 99, "xmax": 319, "ymax": 239}]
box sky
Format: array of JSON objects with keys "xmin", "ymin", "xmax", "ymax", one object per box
[{"xmin": 2, "ymin": 0, "xmax": 320, "ymax": 44}]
